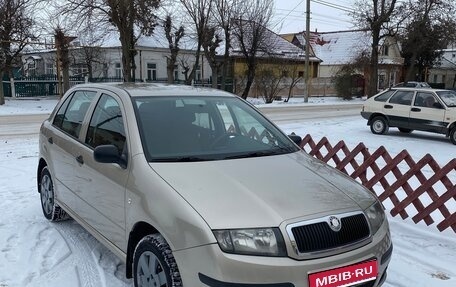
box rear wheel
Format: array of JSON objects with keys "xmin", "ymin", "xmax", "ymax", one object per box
[
  {"xmin": 370, "ymin": 116, "xmax": 389, "ymax": 135},
  {"xmin": 39, "ymin": 167, "xmax": 70, "ymax": 221},
  {"xmin": 450, "ymin": 127, "xmax": 456, "ymax": 145},
  {"xmin": 398, "ymin": 128, "xmax": 413, "ymax": 133}
]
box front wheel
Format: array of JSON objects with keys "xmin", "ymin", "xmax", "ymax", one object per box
[
  {"xmin": 133, "ymin": 234, "xmax": 182, "ymax": 287},
  {"xmin": 450, "ymin": 127, "xmax": 456, "ymax": 145},
  {"xmin": 370, "ymin": 116, "xmax": 389, "ymax": 135},
  {"xmin": 39, "ymin": 167, "xmax": 70, "ymax": 221}
]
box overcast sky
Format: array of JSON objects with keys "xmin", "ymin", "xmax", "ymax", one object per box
[{"xmin": 273, "ymin": 0, "xmax": 356, "ymax": 34}]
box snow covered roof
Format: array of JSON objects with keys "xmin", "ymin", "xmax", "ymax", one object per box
[
  {"xmin": 230, "ymin": 20, "xmax": 321, "ymax": 62},
  {"xmin": 309, "ymin": 30, "xmax": 371, "ymax": 66}
]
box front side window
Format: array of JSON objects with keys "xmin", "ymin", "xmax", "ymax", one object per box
[
  {"xmin": 86, "ymin": 94, "xmax": 126, "ymax": 154},
  {"xmin": 53, "ymin": 91, "xmax": 96, "ymax": 138},
  {"xmin": 389, "ymin": 91, "xmax": 414, "ymax": 105},
  {"xmin": 134, "ymin": 97, "xmax": 299, "ymax": 162},
  {"xmin": 415, "ymin": 92, "xmax": 438, "ymax": 108}
]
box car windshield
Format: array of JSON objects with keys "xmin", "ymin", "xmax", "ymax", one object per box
[
  {"xmin": 436, "ymin": 91, "xmax": 456, "ymax": 107},
  {"xmin": 133, "ymin": 96, "xmax": 299, "ymax": 162}
]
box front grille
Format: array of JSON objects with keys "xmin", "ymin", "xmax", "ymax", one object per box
[{"xmin": 291, "ymin": 213, "xmax": 370, "ymax": 254}]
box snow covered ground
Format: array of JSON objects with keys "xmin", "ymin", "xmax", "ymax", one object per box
[{"xmin": 0, "ymin": 97, "xmax": 455, "ymax": 287}]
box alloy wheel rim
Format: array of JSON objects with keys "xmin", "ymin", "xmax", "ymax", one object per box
[
  {"xmin": 40, "ymin": 174, "xmax": 53, "ymax": 215},
  {"xmin": 137, "ymin": 251, "xmax": 167, "ymax": 287}
]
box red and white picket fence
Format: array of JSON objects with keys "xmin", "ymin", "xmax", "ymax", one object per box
[{"xmin": 299, "ymin": 135, "xmax": 456, "ymax": 233}]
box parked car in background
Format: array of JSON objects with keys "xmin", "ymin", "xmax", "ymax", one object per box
[
  {"xmin": 38, "ymin": 83, "xmax": 392, "ymax": 287},
  {"xmin": 361, "ymin": 87, "xmax": 456, "ymax": 144},
  {"xmin": 393, "ymin": 81, "xmax": 431, "ymax": 88}
]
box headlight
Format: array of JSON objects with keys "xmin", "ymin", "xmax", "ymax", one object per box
[
  {"xmin": 213, "ymin": 228, "xmax": 286, "ymax": 256},
  {"xmin": 364, "ymin": 201, "xmax": 386, "ymax": 235}
]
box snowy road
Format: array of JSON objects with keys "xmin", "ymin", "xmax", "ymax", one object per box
[{"xmin": 0, "ymin": 98, "xmax": 455, "ymax": 287}]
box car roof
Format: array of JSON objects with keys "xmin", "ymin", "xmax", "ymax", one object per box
[
  {"xmin": 70, "ymin": 82, "xmax": 236, "ymax": 98},
  {"xmin": 389, "ymin": 87, "xmax": 448, "ymax": 92}
]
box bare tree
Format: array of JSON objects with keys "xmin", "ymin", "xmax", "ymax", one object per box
[
  {"xmin": 352, "ymin": 0, "xmax": 401, "ymax": 97},
  {"xmin": 231, "ymin": 0, "xmax": 274, "ymax": 99},
  {"xmin": 400, "ymin": 0, "xmax": 456, "ymax": 82},
  {"xmin": 214, "ymin": 0, "xmax": 240, "ymax": 90},
  {"xmin": 63, "ymin": 0, "xmax": 161, "ymax": 82},
  {"xmin": 202, "ymin": 26, "xmax": 222, "ymax": 88},
  {"xmin": 179, "ymin": 0, "xmax": 214, "ymax": 85},
  {"xmin": 0, "ymin": 0, "xmax": 35, "ymax": 105},
  {"xmin": 255, "ymin": 63, "xmax": 285, "ymax": 104},
  {"xmin": 282, "ymin": 58, "xmax": 304, "ymax": 102},
  {"xmin": 163, "ymin": 15, "xmax": 185, "ymax": 84}
]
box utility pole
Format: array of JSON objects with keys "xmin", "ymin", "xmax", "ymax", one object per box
[{"xmin": 304, "ymin": 0, "xmax": 311, "ymax": 103}]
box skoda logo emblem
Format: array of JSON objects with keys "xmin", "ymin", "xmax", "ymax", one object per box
[{"xmin": 328, "ymin": 216, "xmax": 342, "ymax": 232}]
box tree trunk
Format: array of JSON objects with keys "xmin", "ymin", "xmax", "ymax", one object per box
[
  {"xmin": 368, "ymin": 32, "xmax": 380, "ymax": 97},
  {"xmin": 211, "ymin": 67, "xmax": 218, "ymax": 89},
  {"xmin": 167, "ymin": 58, "xmax": 175, "ymax": 84},
  {"xmin": 242, "ymin": 66, "xmax": 256, "ymax": 99},
  {"xmin": 221, "ymin": 29, "xmax": 230, "ymax": 91},
  {"xmin": 0, "ymin": 71, "xmax": 5, "ymax": 105},
  {"xmin": 186, "ymin": 46, "xmax": 201, "ymax": 85},
  {"xmin": 119, "ymin": 31, "xmax": 133, "ymax": 82}
]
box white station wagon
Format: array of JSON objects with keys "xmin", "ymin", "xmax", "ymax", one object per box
[{"xmin": 361, "ymin": 87, "xmax": 456, "ymax": 144}]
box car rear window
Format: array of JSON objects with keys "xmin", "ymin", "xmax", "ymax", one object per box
[{"xmin": 374, "ymin": 90, "xmax": 395, "ymax": 102}]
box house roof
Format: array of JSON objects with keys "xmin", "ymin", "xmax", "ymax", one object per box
[
  {"xmin": 293, "ymin": 30, "xmax": 372, "ymax": 66},
  {"xmin": 230, "ymin": 20, "xmax": 321, "ymax": 62}
]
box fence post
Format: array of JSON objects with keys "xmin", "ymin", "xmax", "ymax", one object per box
[{"xmin": 10, "ymin": 78, "xmax": 16, "ymax": 98}]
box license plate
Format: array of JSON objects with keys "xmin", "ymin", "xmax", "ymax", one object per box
[{"xmin": 308, "ymin": 260, "xmax": 378, "ymax": 287}]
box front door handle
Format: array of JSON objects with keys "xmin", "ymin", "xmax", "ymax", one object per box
[
  {"xmin": 75, "ymin": 155, "xmax": 84, "ymax": 165},
  {"xmin": 411, "ymin": 108, "xmax": 421, "ymax": 112},
  {"xmin": 384, "ymin": 104, "xmax": 393, "ymax": 109},
  {"xmin": 48, "ymin": 137, "xmax": 53, "ymax": 144}
]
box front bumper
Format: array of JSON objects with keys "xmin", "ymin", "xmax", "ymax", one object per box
[{"xmin": 173, "ymin": 220, "xmax": 392, "ymax": 287}]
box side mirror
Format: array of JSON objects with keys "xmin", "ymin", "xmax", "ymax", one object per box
[
  {"xmin": 94, "ymin": 145, "xmax": 127, "ymax": 168},
  {"xmin": 288, "ymin": 134, "xmax": 302, "ymax": 145}
]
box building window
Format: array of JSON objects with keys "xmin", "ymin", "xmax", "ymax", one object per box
[
  {"xmin": 298, "ymin": 71, "xmax": 304, "ymax": 77},
  {"xmin": 147, "ymin": 63, "xmax": 157, "ymax": 81},
  {"xmin": 174, "ymin": 64, "xmax": 179, "ymax": 81},
  {"xmin": 45, "ymin": 62, "xmax": 56, "ymax": 75},
  {"xmin": 196, "ymin": 65, "xmax": 201, "ymax": 81},
  {"xmin": 27, "ymin": 62, "xmax": 36, "ymax": 76},
  {"xmin": 442, "ymin": 75, "xmax": 446, "ymax": 83},
  {"xmin": 71, "ymin": 65, "xmax": 88, "ymax": 77},
  {"xmin": 115, "ymin": 63, "xmax": 122, "ymax": 78},
  {"xmin": 381, "ymin": 45, "xmax": 389, "ymax": 56}
]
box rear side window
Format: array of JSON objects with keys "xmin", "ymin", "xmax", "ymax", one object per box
[
  {"xmin": 374, "ymin": 90, "xmax": 395, "ymax": 102},
  {"xmin": 53, "ymin": 90, "xmax": 96, "ymax": 138},
  {"xmin": 85, "ymin": 94, "xmax": 126, "ymax": 154},
  {"xmin": 389, "ymin": 91, "xmax": 414, "ymax": 105}
]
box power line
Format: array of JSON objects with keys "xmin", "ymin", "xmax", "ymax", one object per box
[
  {"xmin": 275, "ymin": 0, "xmax": 306, "ymax": 28},
  {"xmin": 311, "ymin": 0, "xmax": 354, "ymax": 13}
]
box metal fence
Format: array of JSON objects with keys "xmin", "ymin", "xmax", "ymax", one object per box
[{"xmin": 2, "ymin": 76, "xmax": 234, "ymax": 97}]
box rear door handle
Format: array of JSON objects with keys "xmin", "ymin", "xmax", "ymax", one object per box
[
  {"xmin": 47, "ymin": 137, "xmax": 53, "ymax": 144},
  {"xmin": 384, "ymin": 105, "xmax": 393, "ymax": 109},
  {"xmin": 411, "ymin": 108, "xmax": 421, "ymax": 112},
  {"xmin": 75, "ymin": 155, "xmax": 84, "ymax": 165}
]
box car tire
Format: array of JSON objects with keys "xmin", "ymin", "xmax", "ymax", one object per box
[
  {"xmin": 39, "ymin": 167, "xmax": 70, "ymax": 221},
  {"xmin": 133, "ymin": 234, "xmax": 182, "ymax": 287},
  {"xmin": 370, "ymin": 116, "xmax": 389, "ymax": 135},
  {"xmin": 450, "ymin": 128, "xmax": 456, "ymax": 145},
  {"xmin": 398, "ymin": 128, "xmax": 413, "ymax": 133}
]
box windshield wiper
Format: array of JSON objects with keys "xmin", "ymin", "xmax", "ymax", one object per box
[
  {"xmin": 153, "ymin": 156, "xmax": 213, "ymax": 162},
  {"xmin": 224, "ymin": 147, "xmax": 293, "ymax": 160}
]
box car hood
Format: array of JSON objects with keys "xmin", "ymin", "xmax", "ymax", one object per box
[{"xmin": 150, "ymin": 151, "xmax": 376, "ymax": 229}]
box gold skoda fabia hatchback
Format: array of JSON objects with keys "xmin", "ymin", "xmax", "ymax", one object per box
[{"xmin": 38, "ymin": 83, "xmax": 392, "ymax": 287}]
